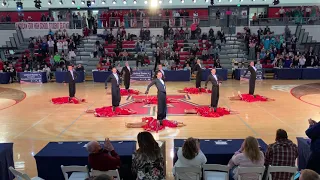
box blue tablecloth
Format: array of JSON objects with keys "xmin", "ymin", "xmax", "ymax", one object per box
[
  {"xmin": 234, "ymin": 69, "xmax": 265, "ymax": 80},
  {"xmin": 55, "ymin": 71, "xmax": 85, "ymax": 83},
  {"xmin": 173, "ymin": 139, "xmax": 267, "ymax": 165},
  {"xmin": 18, "ymin": 72, "xmax": 47, "ymax": 83},
  {"xmin": 35, "ymin": 141, "xmax": 136, "ymax": 180},
  {"xmin": 93, "ymin": 71, "xmax": 113, "ymax": 83},
  {"xmin": 301, "ymin": 68, "xmax": 320, "ymax": 79},
  {"xmin": 164, "ymin": 70, "xmax": 190, "ymax": 81},
  {"xmin": 0, "ymin": 143, "xmax": 14, "ymax": 180},
  {"xmin": 201, "ymin": 69, "xmax": 228, "ymax": 81},
  {"xmin": 0, "ymin": 72, "xmax": 10, "ymax": 84},
  {"xmin": 273, "ymin": 69, "xmax": 303, "ymax": 80},
  {"xmin": 297, "ymin": 137, "xmax": 311, "ymax": 170}
]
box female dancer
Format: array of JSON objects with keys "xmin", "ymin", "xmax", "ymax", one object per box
[
  {"xmin": 126, "ymin": 117, "xmax": 185, "ymax": 132},
  {"xmin": 229, "ymin": 91, "xmax": 274, "ymax": 102},
  {"xmin": 51, "ymin": 97, "xmax": 86, "ymax": 104},
  {"xmin": 184, "ymin": 106, "xmax": 235, "ymax": 118}
]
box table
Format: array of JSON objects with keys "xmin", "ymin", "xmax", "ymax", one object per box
[
  {"xmin": 0, "ymin": 143, "xmax": 14, "ymax": 180},
  {"xmin": 173, "ymin": 139, "xmax": 268, "ymax": 165},
  {"xmin": 201, "ymin": 69, "xmax": 228, "ymax": 81},
  {"xmin": 55, "ymin": 71, "xmax": 85, "ymax": 83},
  {"xmin": 297, "ymin": 137, "xmax": 311, "ymax": 170},
  {"xmin": 164, "ymin": 70, "xmax": 190, "ymax": 81},
  {"xmin": 35, "ymin": 141, "xmax": 136, "ymax": 180},
  {"xmin": 301, "ymin": 68, "xmax": 320, "ymax": 79},
  {"xmin": 273, "ymin": 68, "xmax": 303, "ymax": 80},
  {"xmin": 92, "ymin": 71, "xmax": 112, "ymax": 83},
  {"xmin": 234, "ymin": 69, "xmax": 265, "ymax": 80},
  {"xmin": 18, "ymin": 72, "xmax": 47, "ymax": 83},
  {"xmin": 0, "ymin": 72, "xmax": 10, "ymax": 84}
]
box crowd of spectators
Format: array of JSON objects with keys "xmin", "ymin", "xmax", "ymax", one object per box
[
  {"xmin": 277, "ymin": 6, "xmax": 319, "ymax": 24},
  {"xmin": 242, "ymin": 26, "xmax": 319, "ymax": 69}
]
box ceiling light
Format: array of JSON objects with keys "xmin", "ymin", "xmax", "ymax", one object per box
[
  {"xmin": 59, "ymin": 0, "xmax": 63, "ymax": 4},
  {"xmin": 48, "ymin": 0, "xmax": 52, "ymax": 4},
  {"xmin": 144, "ymin": 0, "xmax": 147, "ymax": 4},
  {"xmin": 81, "ymin": 0, "xmax": 85, "ymax": 3},
  {"xmin": 169, "ymin": 0, "xmax": 172, "ymax": 3},
  {"xmin": 123, "ymin": 0, "xmax": 126, "ymax": 3},
  {"xmin": 16, "ymin": 1, "xmax": 23, "ymax": 10},
  {"xmin": 101, "ymin": 0, "xmax": 105, "ymax": 3},
  {"xmin": 193, "ymin": 0, "xmax": 196, "ymax": 2},
  {"xmin": 112, "ymin": 0, "xmax": 116, "ymax": 4},
  {"xmin": 133, "ymin": 0, "xmax": 136, "ymax": 3},
  {"xmin": 181, "ymin": 0, "xmax": 184, "ymax": 3},
  {"xmin": 159, "ymin": 0, "xmax": 162, "ymax": 3},
  {"xmin": 71, "ymin": 0, "xmax": 75, "ymax": 4},
  {"xmin": 91, "ymin": 0, "xmax": 95, "ymax": 4},
  {"xmin": 205, "ymin": 0, "xmax": 208, "ymax": 2},
  {"xmin": 2, "ymin": 0, "xmax": 7, "ymax": 6}
]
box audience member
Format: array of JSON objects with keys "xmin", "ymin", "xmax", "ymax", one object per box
[
  {"xmin": 300, "ymin": 169, "xmax": 320, "ymax": 180},
  {"xmin": 306, "ymin": 119, "xmax": 320, "ymax": 174}
]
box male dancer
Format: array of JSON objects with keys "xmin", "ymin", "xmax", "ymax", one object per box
[
  {"xmin": 64, "ymin": 65, "xmax": 78, "ymax": 101},
  {"xmin": 120, "ymin": 61, "xmax": 132, "ymax": 90},
  {"xmin": 193, "ymin": 59, "xmax": 202, "ymax": 88},
  {"xmin": 145, "ymin": 71, "xmax": 166, "ymax": 123},
  {"xmin": 241, "ymin": 61, "xmax": 257, "ymax": 95},
  {"xmin": 205, "ymin": 68, "xmax": 220, "ymax": 112},
  {"xmin": 105, "ymin": 67, "xmax": 121, "ymax": 111}
]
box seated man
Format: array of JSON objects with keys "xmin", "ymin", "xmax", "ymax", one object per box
[
  {"xmin": 87, "ymin": 138, "xmax": 121, "ymax": 171},
  {"xmin": 299, "ymin": 169, "xmax": 320, "ymax": 180},
  {"xmin": 265, "ymin": 129, "xmax": 298, "ymax": 180}
]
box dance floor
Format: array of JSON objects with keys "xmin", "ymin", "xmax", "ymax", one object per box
[{"xmin": 1, "ymin": 80, "xmax": 320, "ymax": 179}]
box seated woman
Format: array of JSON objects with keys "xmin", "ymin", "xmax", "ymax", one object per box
[
  {"xmin": 184, "ymin": 106, "xmax": 234, "ymax": 118},
  {"xmin": 173, "ymin": 138, "xmax": 207, "ymax": 179},
  {"xmin": 229, "ymin": 91, "xmax": 274, "ymax": 102},
  {"xmin": 126, "ymin": 117, "xmax": 185, "ymax": 132},
  {"xmin": 228, "ymin": 136, "xmax": 265, "ymax": 180}
]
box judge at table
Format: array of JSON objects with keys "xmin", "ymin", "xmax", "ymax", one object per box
[
  {"xmin": 64, "ymin": 65, "xmax": 78, "ymax": 100},
  {"xmin": 205, "ymin": 68, "xmax": 220, "ymax": 112},
  {"xmin": 145, "ymin": 71, "xmax": 167, "ymax": 123},
  {"xmin": 193, "ymin": 59, "xmax": 202, "ymax": 88},
  {"xmin": 105, "ymin": 67, "xmax": 121, "ymax": 111},
  {"xmin": 120, "ymin": 61, "xmax": 132, "ymax": 90}
]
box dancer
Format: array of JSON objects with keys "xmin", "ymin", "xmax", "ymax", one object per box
[
  {"xmin": 184, "ymin": 106, "xmax": 233, "ymax": 118},
  {"xmin": 229, "ymin": 91, "xmax": 274, "ymax": 102},
  {"xmin": 193, "ymin": 59, "xmax": 202, "ymax": 88},
  {"xmin": 120, "ymin": 61, "xmax": 132, "ymax": 90},
  {"xmin": 64, "ymin": 65, "xmax": 78, "ymax": 101},
  {"xmin": 241, "ymin": 61, "xmax": 257, "ymax": 95},
  {"xmin": 126, "ymin": 117, "xmax": 185, "ymax": 132},
  {"xmin": 145, "ymin": 71, "xmax": 167, "ymax": 123},
  {"xmin": 105, "ymin": 67, "xmax": 121, "ymax": 111},
  {"xmin": 205, "ymin": 68, "xmax": 220, "ymax": 112}
]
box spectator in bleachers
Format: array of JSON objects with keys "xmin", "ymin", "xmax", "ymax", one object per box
[
  {"xmin": 196, "ymin": 25, "xmax": 201, "ymax": 39},
  {"xmin": 43, "ymin": 64, "xmax": 51, "ymax": 80},
  {"xmin": 135, "ymin": 41, "xmax": 141, "ymax": 53},
  {"xmin": 76, "ymin": 64, "xmax": 84, "ymax": 72},
  {"xmin": 173, "ymin": 137, "xmax": 207, "ymax": 179},
  {"xmin": 48, "ymin": 37, "xmax": 55, "ymax": 56},
  {"xmin": 87, "ymin": 139, "xmax": 121, "ymax": 171},
  {"xmin": 120, "ymin": 49, "xmax": 129, "ymax": 63},
  {"xmin": 306, "ymin": 119, "xmax": 320, "ymax": 174},
  {"xmin": 54, "ymin": 52, "xmax": 61, "ymax": 66},
  {"xmin": 255, "ymin": 61, "xmax": 262, "ymax": 69},
  {"xmin": 136, "ymin": 52, "xmax": 144, "ymax": 68},
  {"xmin": 6, "ymin": 63, "xmax": 16, "ymax": 83},
  {"xmin": 23, "ymin": 64, "xmax": 31, "ymax": 72},
  {"xmin": 215, "ymin": 60, "xmax": 222, "ymax": 68},
  {"xmin": 169, "ymin": 27, "xmax": 174, "ymax": 40},
  {"xmin": 283, "ymin": 55, "xmax": 292, "ymax": 68},
  {"xmin": 151, "ymin": 35, "xmax": 157, "ymax": 49},
  {"xmin": 174, "ymin": 51, "xmax": 180, "ymax": 66},
  {"xmin": 28, "ymin": 40, "xmax": 35, "ymax": 58},
  {"xmin": 299, "ymin": 169, "xmax": 320, "ymax": 180},
  {"xmin": 265, "ymin": 129, "xmax": 298, "ymax": 180},
  {"xmin": 132, "ymin": 132, "xmax": 164, "ymax": 180},
  {"xmin": 228, "ymin": 136, "xmax": 265, "ymax": 180},
  {"xmin": 57, "ymin": 40, "xmax": 63, "ymax": 55},
  {"xmin": 163, "ymin": 23, "xmax": 169, "ymax": 39},
  {"xmin": 140, "ymin": 41, "xmax": 146, "ymax": 52}
]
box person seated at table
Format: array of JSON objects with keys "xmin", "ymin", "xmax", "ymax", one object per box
[
  {"xmin": 76, "ymin": 64, "xmax": 84, "ymax": 71},
  {"xmin": 86, "ymin": 138, "xmax": 121, "ymax": 171},
  {"xmin": 132, "ymin": 132, "xmax": 165, "ymax": 180},
  {"xmin": 305, "ymin": 119, "xmax": 320, "ymax": 174},
  {"xmin": 173, "ymin": 137, "xmax": 207, "ymax": 179},
  {"xmin": 299, "ymin": 169, "xmax": 320, "ymax": 180},
  {"xmin": 265, "ymin": 129, "xmax": 298, "ymax": 180},
  {"xmin": 228, "ymin": 136, "xmax": 265, "ymax": 180},
  {"xmin": 23, "ymin": 64, "xmax": 32, "ymax": 72}
]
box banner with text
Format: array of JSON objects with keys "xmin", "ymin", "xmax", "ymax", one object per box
[
  {"xmin": 240, "ymin": 69, "xmax": 264, "ymax": 80},
  {"xmin": 19, "ymin": 72, "xmax": 46, "ymax": 83},
  {"xmin": 131, "ymin": 70, "xmax": 152, "ymax": 81},
  {"xmin": 15, "ymin": 22, "xmax": 70, "ymax": 29}
]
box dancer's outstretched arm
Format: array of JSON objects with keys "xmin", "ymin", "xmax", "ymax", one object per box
[{"xmin": 145, "ymin": 79, "xmax": 156, "ymax": 94}]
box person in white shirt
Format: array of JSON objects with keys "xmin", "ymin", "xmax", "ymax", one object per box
[
  {"xmin": 279, "ymin": 7, "xmax": 285, "ymax": 21},
  {"xmin": 57, "ymin": 40, "xmax": 63, "ymax": 55},
  {"xmin": 299, "ymin": 55, "xmax": 306, "ymax": 68},
  {"xmin": 63, "ymin": 39, "xmax": 69, "ymax": 55},
  {"xmin": 173, "ymin": 138, "xmax": 207, "ymax": 180},
  {"xmin": 305, "ymin": 6, "xmax": 311, "ymax": 18},
  {"xmin": 255, "ymin": 61, "xmax": 262, "ymax": 69},
  {"xmin": 193, "ymin": 11, "xmax": 199, "ymax": 24},
  {"xmin": 43, "ymin": 64, "xmax": 51, "ymax": 80},
  {"xmin": 47, "ymin": 38, "xmax": 55, "ymax": 56}
]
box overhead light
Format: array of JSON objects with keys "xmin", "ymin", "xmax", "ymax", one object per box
[
  {"xmin": 91, "ymin": 0, "xmax": 95, "ymax": 4},
  {"xmin": 181, "ymin": 0, "xmax": 184, "ymax": 3},
  {"xmin": 81, "ymin": 0, "xmax": 85, "ymax": 4},
  {"xmin": 16, "ymin": 1, "xmax": 23, "ymax": 10},
  {"xmin": 2, "ymin": 0, "xmax": 6, "ymax": 6},
  {"xmin": 86, "ymin": 0, "xmax": 91, "ymax": 6},
  {"xmin": 205, "ymin": 0, "xmax": 209, "ymax": 2},
  {"xmin": 123, "ymin": 0, "xmax": 126, "ymax": 4},
  {"xmin": 59, "ymin": 0, "xmax": 63, "ymax": 4},
  {"xmin": 34, "ymin": 0, "xmax": 42, "ymax": 9},
  {"xmin": 169, "ymin": 0, "xmax": 172, "ymax": 3},
  {"xmin": 144, "ymin": 0, "xmax": 147, "ymax": 4},
  {"xmin": 112, "ymin": 0, "xmax": 116, "ymax": 4},
  {"xmin": 71, "ymin": 0, "xmax": 75, "ymax": 4},
  {"xmin": 101, "ymin": 0, "xmax": 105, "ymax": 3},
  {"xmin": 193, "ymin": 0, "xmax": 196, "ymax": 2},
  {"xmin": 133, "ymin": 0, "xmax": 136, "ymax": 3},
  {"xmin": 272, "ymin": 0, "xmax": 279, "ymax": 5},
  {"xmin": 159, "ymin": 0, "xmax": 162, "ymax": 3}
]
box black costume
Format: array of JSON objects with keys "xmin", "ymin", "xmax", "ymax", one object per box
[
  {"xmin": 64, "ymin": 70, "xmax": 78, "ymax": 98},
  {"xmin": 205, "ymin": 73, "xmax": 220, "ymax": 111},
  {"xmin": 120, "ymin": 66, "xmax": 133, "ymax": 90},
  {"xmin": 146, "ymin": 78, "xmax": 167, "ymax": 121},
  {"xmin": 244, "ymin": 65, "xmax": 257, "ymax": 95},
  {"xmin": 105, "ymin": 73, "xmax": 121, "ymax": 110},
  {"xmin": 193, "ymin": 63, "xmax": 202, "ymax": 88}
]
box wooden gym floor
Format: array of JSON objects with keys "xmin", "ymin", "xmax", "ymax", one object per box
[{"xmin": 0, "ymin": 80, "xmax": 319, "ymax": 179}]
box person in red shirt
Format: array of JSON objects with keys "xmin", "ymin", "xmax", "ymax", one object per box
[
  {"xmin": 101, "ymin": 11, "xmax": 107, "ymax": 28},
  {"xmin": 87, "ymin": 138, "xmax": 121, "ymax": 171},
  {"xmin": 119, "ymin": 10, "xmax": 124, "ymax": 27}
]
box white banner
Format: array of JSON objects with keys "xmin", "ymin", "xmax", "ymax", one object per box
[{"xmin": 15, "ymin": 22, "xmax": 70, "ymax": 30}]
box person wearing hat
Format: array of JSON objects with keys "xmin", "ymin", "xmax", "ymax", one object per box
[
  {"xmin": 105, "ymin": 67, "xmax": 121, "ymax": 111},
  {"xmin": 205, "ymin": 68, "xmax": 221, "ymax": 112},
  {"xmin": 64, "ymin": 65, "xmax": 78, "ymax": 101}
]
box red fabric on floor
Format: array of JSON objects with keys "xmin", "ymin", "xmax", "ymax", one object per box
[
  {"xmin": 194, "ymin": 107, "xmax": 231, "ymax": 117},
  {"xmin": 141, "ymin": 117, "xmax": 178, "ymax": 132},
  {"xmin": 120, "ymin": 89, "xmax": 140, "ymax": 96},
  {"xmin": 93, "ymin": 106, "xmax": 136, "ymax": 117},
  {"xmin": 179, "ymin": 87, "xmax": 212, "ymax": 94},
  {"xmin": 51, "ymin": 97, "xmax": 85, "ymax": 104}
]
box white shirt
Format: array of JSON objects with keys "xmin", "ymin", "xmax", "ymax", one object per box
[
  {"xmin": 279, "ymin": 9, "xmax": 285, "ymax": 14},
  {"xmin": 212, "ymin": 74, "xmax": 217, "ymax": 81},
  {"xmin": 63, "ymin": 41, "xmax": 68, "ymax": 49},
  {"xmin": 306, "ymin": 7, "xmax": 311, "ymax": 12},
  {"xmin": 113, "ymin": 73, "xmax": 119, "ymax": 84},
  {"xmin": 199, "ymin": 64, "xmax": 201, "ymax": 68},
  {"xmin": 48, "ymin": 40, "xmax": 54, "ymax": 47},
  {"xmin": 252, "ymin": 65, "xmax": 257, "ymax": 72},
  {"xmin": 126, "ymin": 66, "xmax": 130, "ymax": 72},
  {"xmin": 69, "ymin": 70, "xmax": 74, "ymax": 80},
  {"xmin": 160, "ymin": 69, "xmax": 164, "ymax": 76},
  {"xmin": 57, "ymin": 42, "xmax": 63, "ymax": 49},
  {"xmin": 159, "ymin": 78, "xmax": 165, "ymax": 89}
]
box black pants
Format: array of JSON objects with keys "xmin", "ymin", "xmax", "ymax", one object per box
[
  {"xmin": 123, "ymin": 77, "xmax": 130, "ymax": 90},
  {"xmin": 69, "ymin": 82, "xmax": 76, "ymax": 98},
  {"xmin": 249, "ymin": 78, "xmax": 256, "ymax": 95},
  {"xmin": 157, "ymin": 91, "xmax": 167, "ymax": 121},
  {"xmin": 136, "ymin": 60, "xmax": 143, "ymax": 67},
  {"xmin": 211, "ymin": 86, "xmax": 219, "ymax": 108},
  {"xmin": 196, "ymin": 76, "xmax": 201, "ymax": 88},
  {"xmin": 154, "ymin": 60, "xmax": 160, "ymax": 72},
  {"xmin": 307, "ymin": 152, "xmax": 320, "ymax": 174},
  {"xmin": 112, "ymin": 86, "xmax": 121, "ymax": 107}
]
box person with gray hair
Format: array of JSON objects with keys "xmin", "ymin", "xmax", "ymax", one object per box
[
  {"xmin": 87, "ymin": 138, "xmax": 121, "ymax": 171},
  {"xmin": 299, "ymin": 169, "xmax": 320, "ymax": 180}
]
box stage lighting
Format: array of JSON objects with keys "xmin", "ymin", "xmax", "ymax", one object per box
[
  {"xmin": 16, "ymin": 1, "xmax": 23, "ymax": 10},
  {"xmin": 48, "ymin": 0, "xmax": 52, "ymax": 5},
  {"xmin": 144, "ymin": 0, "xmax": 147, "ymax": 4},
  {"xmin": 159, "ymin": 0, "xmax": 162, "ymax": 3},
  {"xmin": 59, "ymin": 0, "xmax": 63, "ymax": 4},
  {"xmin": 101, "ymin": 0, "xmax": 106, "ymax": 4},
  {"xmin": 273, "ymin": 0, "xmax": 279, "ymax": 5},
  {"xmin": 123, "ymin": 0, "xmax": 126, "ymax": 4},
  {"xmin": 181, "ymin": 0, "xmax": 184, "ymax": 3},
  {"xmin": 133, "ymin": 0, "xmax": 137, "ymax": 3},
  {"xmin": 81, "ymin": 0, "xmax": 85, "ymax": 4},
  {"xmin": 169, "ymin": 0, "xmax": 172, "ymax": 3},
  {"xmin": 87, "ymin": 0, "xmax": 91, "ymax": 7},
  {"xmin": 193, "ymin": 0, "xmax": 196, "ymax": 3},
  {"xmin": 112, "ymin": 0, "xmax": 116, "ymax": 4},
  {"xmin": 71, "ymin": 0, "xmax": 75, "ymax": 4}
]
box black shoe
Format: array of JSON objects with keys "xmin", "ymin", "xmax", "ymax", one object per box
[
  {"xmin": 112, "ymin": 106, "xmax": 116, "ymax": 112},
  {"xmin": 159, "ymin": 120, "xmax": 163, "ymax": 126},
  {"xmin": 214, "ymin": 107, "xmax": 217, "ymax": 112}
]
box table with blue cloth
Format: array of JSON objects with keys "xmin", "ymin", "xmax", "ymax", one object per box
[
  {"xmin": 173, "ymin": 139, "xmax": 268, "ymax": 165},
  {"xmin": 55, "ymin": 71, "xmax": 85, "ymax": 83},
  {"xmin": 273, "ymin": 68, "xmax": 303, "ymax": 80},
  {"xmin": 93, "ymin": 71, "xmax": 112, "ymax": 82},
  {"xmin": 0, "ymin": 143, "xmax": 14, "ymax": 180},
  {"xmin": 297, "ymin": 137, "xmax": 311, "ymax": 170},
  {"xmin": 164, "ymin": 70, "xmax": 190, "ymax": 81},
  {"xmin": 35, "ymin": 141, "xmax": 136, "ymax": 180},
  {"xmin": 201, "ymin": 69, "xmax": 228, "ymax": 81},
  {"xmin": 301, "ymin": 68, "xmax": 320, "ymax": 79},
  {"xmin": 18, "ymin": 72, "xmax": 47, "ymax": 83},
  {"xmin": 234, "ymin": 69, "xmax": 265, "ymax": 80},
  {"xmin": 0, "ymin": 72, "xmax": 10, "ymax": 84}
]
